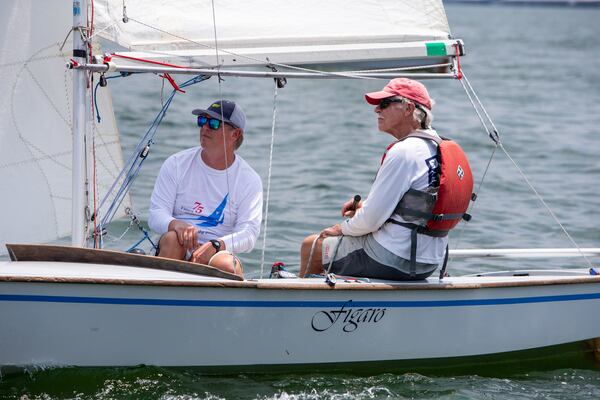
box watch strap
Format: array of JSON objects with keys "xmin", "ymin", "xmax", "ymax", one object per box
[{"xmin": 209, "ymin": 239, "xmax": 221, "ymax": 252}]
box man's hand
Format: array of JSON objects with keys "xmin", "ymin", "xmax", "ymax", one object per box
[
  {"xmin": 321, "ymin": 223, "xmax": 342, "ymax": 238},
  {"xmin": 190, "ymin": 241, "xmax": 221, "ymax": 265},
  {"xmin": 341, "ymin": 196, "xmax": 362, "ymax": 218},
  {"xmin": 169, "ymin": 220, "xmax": 198, "ymax": 252}
]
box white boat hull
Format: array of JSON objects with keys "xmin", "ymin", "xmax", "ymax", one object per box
[{"xmin": 2, "ymin": 260, "xmax": 600, "ymax": 368}]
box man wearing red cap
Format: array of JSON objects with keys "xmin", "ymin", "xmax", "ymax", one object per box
[{"xmin": 300, "ymin": 78, "xmax": 446, "ymax": 280}]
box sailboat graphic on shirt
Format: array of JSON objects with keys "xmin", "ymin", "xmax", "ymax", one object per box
[{"xmin": 181, "ymin": 195, "xmax": 228, "ymax": 227}]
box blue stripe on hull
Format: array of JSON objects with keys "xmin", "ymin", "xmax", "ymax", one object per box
[{"xmin": 1, "ymin": 292, "xmax": 600, "ymax": 307}]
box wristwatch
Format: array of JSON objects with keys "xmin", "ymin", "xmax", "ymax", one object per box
[{"xmin": 209, "ymin": 239, "xmax": 221, "ymax": 252}]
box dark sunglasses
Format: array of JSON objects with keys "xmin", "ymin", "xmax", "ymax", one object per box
[
  {"xmin": 197, "ymin": 115, "xmax": 224, "ymax": 130},
  {"xmin": 379, "ymin": 97, "xmax": 406, "ymax": 110}
]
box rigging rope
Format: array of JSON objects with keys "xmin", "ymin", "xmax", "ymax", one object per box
[
  {"xmin": 210, "ymin": 0, "xmax": 239, "ymax": 275},
  {"xmin": 463, "ymin": 74, "xmax": 501, "ymax": 144},
  {"xmin": 449, "ymin": 145, "xmax": 497, "ymax": 265},
  {"xmin": 457, "ymin": 69, "xmax": 594, "ymax": 269},
  {"xmin": 95, "ymin": 74, "xmax": 210, "ymax": 235},
  {"xmin": 446, "ymin": 68, "xmax": 501, "ymax": 262},
  {"xmin": 91, "ymin": 86, "xmax": 99, "ymax": 248},
  {"xmin": 93, "ymin": 74, "xmax": 123, "ymax": 122},
  {"xmin": 497, "ymin": 143, "xmax": 594, "ymax": 268},
  {"xmin": 259, "ymin": 81, "xmax": 279, "ymax": 278},
  {"xmin": 104, "ymin": 3, "xmax": 592, "ymax": 272}
]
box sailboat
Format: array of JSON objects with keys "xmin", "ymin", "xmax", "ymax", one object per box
[{"xmin": 1, "ymin": 0, "xmax": 600, "ymax": 371}]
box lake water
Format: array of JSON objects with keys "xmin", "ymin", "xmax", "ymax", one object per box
[{"xmin": 2, "ymin": 3, "xmax": 600, "ymax": 399}]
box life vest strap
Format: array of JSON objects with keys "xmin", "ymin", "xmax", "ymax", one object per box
[
  {"xmin": 395, "ymin": 207, "xmax": 465, "ymax": 222},
  {"xmin": 386, "ymin": 220, "xmax": 450, "ymax": 278},
  {"xmin": 385, "ymin": 220, "xmax": 442, "ymax": 278},
  {"xmin": 386, "ymin": 219, "xmax": 449, "ymax": 237},
  {"xmin": 439, "ymin": 244, "xmax": 450, "ymax": 280},
  {"xmin": 410, "ymin": 227, "xmax": 417, "ymax": 277}
]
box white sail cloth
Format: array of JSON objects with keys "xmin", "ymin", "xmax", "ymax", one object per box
[
  {"xmin": 96, "ymin": 0, "xmax": 451, "ymax": 50},
  {"xmin": 94, "ymin": 0, "xmax": 454, "ymax": 69},
  {"xmin": 0, "ymin": 1, "xmax": 128, "ymax": 255}
]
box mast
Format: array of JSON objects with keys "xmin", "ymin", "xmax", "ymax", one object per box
[{"xmin": 71, "ymin": 0, "xmax": 88, "ymax": 247}]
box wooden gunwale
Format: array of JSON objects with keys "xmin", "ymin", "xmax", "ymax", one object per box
[
  {"xmin": 3, "ymin": 243, "xmax": 600, "ymax": 290},
  {"xmin": 1, "ymin": 274, "xmax": 600, "ymax": 290}
]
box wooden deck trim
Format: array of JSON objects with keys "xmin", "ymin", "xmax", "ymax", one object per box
[
  {"xmin": 5, "ymin": 243, "xmax": 243, "ymax": 281},
  {"xmin": 2, "ymin": 274, "xmax": 600, "ymax": 290},
  {"xmin": 3, "ymin": 243, "xmax": 600, "ymax": 290}
]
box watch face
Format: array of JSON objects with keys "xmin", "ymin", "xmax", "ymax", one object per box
[{"xmin": 211, "ymin": 240, "xmax": 220, "ymax": 251}]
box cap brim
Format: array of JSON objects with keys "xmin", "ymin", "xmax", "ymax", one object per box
[
  {"xmin": 191, "ymin": 109, "xmax": 239, "ymax": 128},
  {"xmin": 364, "ymin": 90, "xmax": 395, "ymax": 105}
]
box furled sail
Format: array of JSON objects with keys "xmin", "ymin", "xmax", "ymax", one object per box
[
  {"xmin": 0, "ymin": 0, "xmax": 129, "ymax": 255},
  {"xmin": 94, "ymin": 0, "xmax": 460, "ymax": 71}
]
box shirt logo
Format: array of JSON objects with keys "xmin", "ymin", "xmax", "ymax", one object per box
[
  {"xmin": 193, "ymin": 202, "xmax": 204, "ymax": 214},
  {"xmin": 181, "ymin": 195, "xmax": 228, "ymax": 227},
  {"xmin": 457, "ymin": 165, "xmax": 464, "ymax": 180}
]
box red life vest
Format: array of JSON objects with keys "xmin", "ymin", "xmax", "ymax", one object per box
[
  {"xmin": 385, "ymin": 132, "xmax": 474, "ymax": 277},
  {"xmin": 432, "ymin": 138, "xmax": 473, "ymax": 231},
  {"xmin": 389, "ymin": 132, "xmax": 474, "ymax": 236}
]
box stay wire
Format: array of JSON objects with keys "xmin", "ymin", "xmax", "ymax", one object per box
[
  {"xmin": 97, "ymin": 74, "xmax": 209, "ymax": 232},
  {"xmin": 449, "ymin": 144, "xmax": 497, "ymax": 259},
  {"xmin": 459, "ymin": 77, "xmax": 497, "ymax": 144},
  {"xmin": 99, "ymin": 74, "xmax": 207, "ymax": 215},
  {"xmin": 100, "ymin": 85, "xmax": 181, "ymax": 225},
  {"xmin": 99, "ymin": 91, "xmax": 176, "ymax": 223},
  {"xmin": 92, "ymin": 88, "xmax": 99, "ymax": 249},
  {"xmin": 463, "ymin": 72, "xmax": 500, "ymax": 143},
  {"xmin": 444, "ymin": 72, "xmax": 501, "ymax": 268},
  {"xmin": 457, "ymin": 70, "xmax": 593, "ymax": 269},
  {"xmin": 498, "ymin": 142, "xmax": 594, "ymax": 268},
  {"xmin": 259, "ymin": 82, "xmax": 279, "ymax": 278},
  {"xmin": 97, "ymin": 92, "xmax": 168, "ymax": 211}
]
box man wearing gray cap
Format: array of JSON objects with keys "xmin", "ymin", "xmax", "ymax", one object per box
[{"xmin": 148, "ymin": 100, "xmax": 263, "ymax": 278}]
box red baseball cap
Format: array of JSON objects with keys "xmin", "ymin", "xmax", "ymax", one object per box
[{"xmin": 365, "ymin": 78, "xmax": 432, "ymax": 110}]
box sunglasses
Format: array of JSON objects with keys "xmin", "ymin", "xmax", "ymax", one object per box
[
  {"xmin": 197, "ymin": 115, "xmax": 225, "ymax": 130},
  {"xmin": 378, "ymin": 97, "xmax": 408, "ymax": 110}
]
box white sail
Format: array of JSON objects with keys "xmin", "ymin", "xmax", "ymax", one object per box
[
  {"xmin": 0, "ymin": 1, "xmax": 129, "ymax": 255},
  {"xmin": 94, "ymin": 0, "xmax": 458, "ymax": 70}
]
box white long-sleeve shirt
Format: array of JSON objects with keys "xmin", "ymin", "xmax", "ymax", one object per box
[
  {"xmin": 148, "ymin": 147, "xmax": 263, "ymax": 253},
  {"xmin": 341, "ymin": 129, "xmax": 447, "ymax": 264}
]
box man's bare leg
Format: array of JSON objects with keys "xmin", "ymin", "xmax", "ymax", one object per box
[
  {"xmin": 157, "ymin": 231, "xmax": 186, "ymax": 260},
  {"xmin": 300, "ymin": 234, "xmax": 325, "ymax": 277},
  {"xmin": 209, "ymin": 252, "xmax": 244, "ymax": 278},
  {"xmin": 158, "ymin": 233, "xmax": 243, "ymax": 278}
]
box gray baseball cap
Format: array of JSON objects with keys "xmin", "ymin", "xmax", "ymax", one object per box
[{"xmin": 192, "ymin": 100, "xmax": 246, "ymax": 131}]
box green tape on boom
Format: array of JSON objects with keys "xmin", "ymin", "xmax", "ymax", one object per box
[{"xmin": 426, "ymin": 42, "xmax": 447, "ymax": 56}]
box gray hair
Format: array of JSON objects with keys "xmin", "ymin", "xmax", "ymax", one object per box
[
  {"xmin": 412, "ymin": 99, "xmax": 434, "ymax": 129},
  {"xmin": 387, "ymin": 96, "xmax": 435, "ymax": 129}
]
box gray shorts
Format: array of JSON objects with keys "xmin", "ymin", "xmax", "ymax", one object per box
[{"xmin": 322, "ymin": 234, "xmax": 437, "ymax": 281}]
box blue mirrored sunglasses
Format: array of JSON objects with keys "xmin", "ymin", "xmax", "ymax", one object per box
[{"xmin": 197, "ymin": 115, "xmax": 223, "ymax": 130}]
